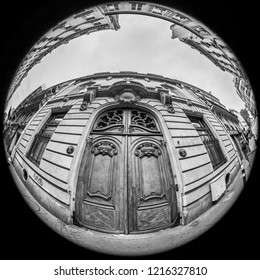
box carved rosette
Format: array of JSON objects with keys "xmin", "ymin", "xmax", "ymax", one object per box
[
  {"xmin": 80, "ymin": 101, "xmax": 88, "ymax": 111},
  {"xmin": 135, "ymin": 142, "xmax": 161, "ymax": 158},
  {"xmin": 91, "ymin": 141, "xmax": 118, "ymax": 157},
  {"xmin": 166, "ymin": 103, "xmax": 175, "ymax": 113}
]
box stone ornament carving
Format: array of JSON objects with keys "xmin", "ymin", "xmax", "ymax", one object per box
[
  {"xmin": 166, "ymin": 104, "xmax": 175, "ymax": 113},
  {"xmin": 91, "ymin": 141, "xmax": 118, "ymax": 157},
  {"xmin": 179, "ymin": 148, "xmax": 187, "ymax": 157},
  {"xmin": 186, "ymin": 100, "xmax": 193, "ymax": 106},
  {"xmin": 66, "ymin": 145, "xmax": 74, "ymax": 154},
  {"xmin": 80, "ymin": 101, "xmax": 88, "ymax": 111},
  {"xmin": 205, "ymin": 100, "xmax": 213, "ymax": 109},
  {"xmin": 160, "ymin": 91, "xmax": 175, "ymax": 114},
  {"xmin": 80, "ymin": 89, "xmax": 96, "ymax": 111},
  {"xmin": 114, "ymin": 88, "xmax": 141, "ymax": 104},
  {"xmin": 135, "ymin": 142, "xmax": 161, "ymax": 158},
  {"xmin": 160, "ymin": 91, "xmax": 171, "ymax": 104}
]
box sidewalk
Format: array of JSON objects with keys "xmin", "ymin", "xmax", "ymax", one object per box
[
  {"xmin": 10, "ymin": 163, "xmax": 244, "ymax": 256},
  {"xmin": 244, "ymin": 148, "xmax": 257, "ymax": 180}
]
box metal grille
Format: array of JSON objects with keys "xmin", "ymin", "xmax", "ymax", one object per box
[
  {"xmin": 188, "ymin": 116, "xmax": 226, "ymax": 170},
  {"xmin": 131, "ymin": 110, "xmax": 158, "ymax": 131},
  {"xmin": 94, "ymin": 109, "xmax": 123, "ymax": 129},
  {"xmin": 93, "ymin": 109, "xmax": 160, "ymax": 134},
  {"xmin": 203, "ymin": 138, "xmax": 226, "ymax": 170},
  {"xmin": 27, "ymin": 135, "xmax": 49, "ymax": 166}
]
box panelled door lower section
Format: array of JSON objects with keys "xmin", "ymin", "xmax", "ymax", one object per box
[
  {"xmin": 128, "ymin": 135, "xmax": 177, "ymax": 233},
  {"xmin": 75, "ymin": 135, "xmax": 125, "ymax": 233},
  {"xmin": 75, "ymin": 108, "xmax": 178, "ymax": 234}
]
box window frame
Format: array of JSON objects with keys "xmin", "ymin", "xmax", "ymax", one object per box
[
  {"xmin": 91, "ymin": 107, "xmax": 161, "ymax": 135},
  {"xmin": 26, "ymin": 108, "xmax": 68, "ymax": 166},
  {"xmin": 187, "ymin": 113, "xmax": 227, "ymax": 171}
]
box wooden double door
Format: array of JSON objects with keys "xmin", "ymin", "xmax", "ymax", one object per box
[{"xmin": 75, "ymin": 108, "xmax": 178, "ymax": 234}]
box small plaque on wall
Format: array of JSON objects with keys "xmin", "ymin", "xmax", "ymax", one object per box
[{"xmin": 210, "ymin": 173, "xmax": 226, "ymax": 202}]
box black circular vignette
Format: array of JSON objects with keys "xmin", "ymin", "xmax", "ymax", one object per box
[{"xmin": 0, "ymin": 0, "xmax": 259, "ymax": 260}]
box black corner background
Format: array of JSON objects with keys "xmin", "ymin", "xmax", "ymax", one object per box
[{"xmin": 0, "ymin": 0, "xmax": 259, "ymax": 260}]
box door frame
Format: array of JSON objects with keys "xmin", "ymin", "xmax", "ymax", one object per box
[{"xmin": 71, "ymin": 100, "xmax": 183, "ymax": 226}]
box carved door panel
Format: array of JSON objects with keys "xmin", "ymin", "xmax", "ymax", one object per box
[
  {"xmin": 75, "ymin": 109, "xmax": 126, "ymax": 233},
  {"xmin": 128, "ymin": 110, "xmax": 178, "ymax": 233},
  {"xmin": 75, "ymin": 108, "xmax": 178, "ymax": 233},
  {"xmin": 75, "ymin": 136, "xmax": 126, "ymax": 233}
]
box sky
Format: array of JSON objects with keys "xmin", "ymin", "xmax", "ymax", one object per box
[{"xmin": 6, "ymin": 14, "xmax": 246, "ymax": 113}]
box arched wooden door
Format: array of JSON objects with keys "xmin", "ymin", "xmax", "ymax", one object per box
[{"xmin": 75, "ymin": 108, "xmax": 178, "ymax": 234}]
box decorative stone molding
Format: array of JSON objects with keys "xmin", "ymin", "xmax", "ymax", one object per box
[
  {"xmin": 179, "ymin": 148, "xmax": 187, "ymax": 157},
  {"xmin": 80, "ymin": 101, "xmax": 88, "ymax": 111},
  {"xmin": 166, "ymin": 104, "xmax": 176, "ymax": 114},
  {"xmin": 159, "ymin": 89, "xmax": 175, "ymax": 114},
  {"xmin": 63, "ymin": 95, "xmax": 69, "ymax": 102},
  {"xmin": 80, "ymin": 89, "xmax": 96, "ymax": 111},
  {"xmin": 186, "ymin": 100, "xmax": 193, "ymax": 106},
  {"xmin": 135, "ymin": 142, "xmax": 161, "ymax": 158},
  {"xmin": 91, "ymin": 141, "xmax": 118, "ymax": 157},
  {"xmin": 114, "ymin": 88, "xmax": 141, "ymax": 104},
  {"xmin": 66, "ymin": 145, "xmax": 74, "ymax": 154}
]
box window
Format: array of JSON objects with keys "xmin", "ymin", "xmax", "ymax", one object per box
[
  {"xmin": 27, "ymin": 111, "xmax": 67, "ymax": 166},
  {"xmin": 188, "ymin": 115, "xmax": 226, "ymax": 170},
  {"xmin": 84, "ymin": 14, "xmax": 95, "ymax": 20},
  {"xmin": 17, "ymin": 114, "xmax": 26, "ymax": 124}
]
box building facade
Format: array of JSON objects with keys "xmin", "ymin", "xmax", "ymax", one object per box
[
  {"xmin": 6, "ymin": 7, "xmax": 120, "ymax": 103},
  {"xmin": 8, "ymin": 1, "xmax": 245, "ymax": 108},
  {"xmin": 7, "ymin": 1, "xmax": 257, "ymax": 118},
  {"xmin": 170, "ymin": 24, "xmax": 257, "ymax": 119},
  {"xmin": 5, "ymin": 72, "xmax": 246, "ymax": 235}
]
